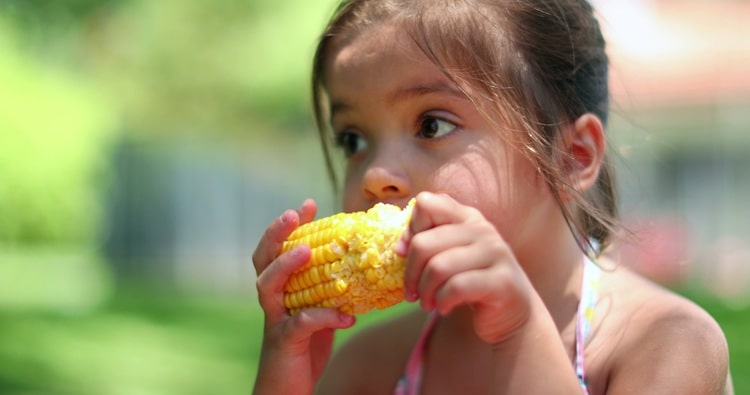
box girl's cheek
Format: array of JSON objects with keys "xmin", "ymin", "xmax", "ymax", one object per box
[{"xmin": 341, "ymin": 171, "xmax": 364, "ymax": 211}]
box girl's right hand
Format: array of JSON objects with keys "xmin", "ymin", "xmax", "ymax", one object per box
[{"xmin": 251, "ymin": 199, "xmax": 356, "ymax": 395}]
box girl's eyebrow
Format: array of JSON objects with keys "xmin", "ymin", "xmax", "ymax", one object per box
[
  {"xmin": 330, "ymin": 81, "xmax": 466, "ymax": 120},
  {"xmin": 329, "ymin": 100, "xmax": 351, "ymax": 120},
  {"xmin": 386, "ymin": 81, "xmax": 466, "ymax": 105}
]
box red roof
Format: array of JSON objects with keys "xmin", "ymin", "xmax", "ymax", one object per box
[{"xmin": 596, "ymin": 0, "xmax": 750, "ymax": 108}]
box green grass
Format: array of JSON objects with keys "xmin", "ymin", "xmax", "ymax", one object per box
[
  {"xmin": 0, "ymin": 288, "xmax": 264, "ymax": 395},
  {"xmin": 676, "ymin": 287, "xmax": 750, "ymax": 392},
  {"xmin": 0, "ymin": 286, "xmax": 746, "ymax": 394}
]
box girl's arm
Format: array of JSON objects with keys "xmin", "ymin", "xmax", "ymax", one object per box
[
  {"xmin": 252, "ymin": 200, "xmax": 356, "ymax": 395},
  {"xmin": 487, "ymin": 295, "xmax": 587, "ymax": 393}
]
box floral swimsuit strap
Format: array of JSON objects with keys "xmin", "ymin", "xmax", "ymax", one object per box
[
  {"xmin": 393, "ymin": 312, "xmax": 438, "ymax": 395},
  {"xmin": 576, "ymin": 255, "xmax": 602, "ymax": 394}
]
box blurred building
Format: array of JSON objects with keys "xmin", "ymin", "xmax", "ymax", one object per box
[
  {"xmin": 596, "ymin": 0, "xmax": 750, "ymax": 296},
  {"xmin": 103, "ymin": 137, "xmax": 333, "ymax": 294}
]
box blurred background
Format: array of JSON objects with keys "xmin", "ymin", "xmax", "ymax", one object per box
[{"xmin": 0, "ymin": 0, "xmax": 747, "ymax": 393}]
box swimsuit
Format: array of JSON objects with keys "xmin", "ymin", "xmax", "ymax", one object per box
[{"xmin": 393, "ymin": 255, "xmax": 602, "ymax": 395}]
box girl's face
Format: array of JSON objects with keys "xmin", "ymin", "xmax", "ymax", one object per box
[{"xmin": 324, "ymin": 25, "xmax": 560, "ymax": 254}]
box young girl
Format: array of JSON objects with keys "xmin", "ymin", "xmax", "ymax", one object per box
[{"xmin": 252, "ymin": 0, "xmax": 732, "ymax": 394}]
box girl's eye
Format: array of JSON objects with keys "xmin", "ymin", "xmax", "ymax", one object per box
[
  {"xmin": 335, "ymin": 131, "xmax": 368, "ymax": 157},
  {"xmin": 418, "ymin": 116, "xmax": 457, "ymax": 139}
]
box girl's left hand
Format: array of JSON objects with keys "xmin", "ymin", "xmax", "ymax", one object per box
[{"xmin": 399, "ymin": 192, "xmax": 536, "ymax": 345}]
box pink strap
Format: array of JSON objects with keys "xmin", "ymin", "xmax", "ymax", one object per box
[{"xmin": 393, "ymin": 312, "xmax": 439, "ymax": 395}]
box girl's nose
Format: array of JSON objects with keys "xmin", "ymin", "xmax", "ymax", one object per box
[{"xmin": 361, "ymin": 163, "xmax": 411, "ymax": 202}]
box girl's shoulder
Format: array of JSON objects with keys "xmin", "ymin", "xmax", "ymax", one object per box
[
  {"xmin": 588, "ymin": 260, "xmax": 730, "ymax": 393},
  {"xmin": 317, "ymin": 307, "xmax": 428, "ymax": 395},
  {"xmin": 597, "ymin": 262, "xmax": 725, "ymax": 338}
]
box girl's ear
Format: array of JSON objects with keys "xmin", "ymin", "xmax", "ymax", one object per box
[{"xmin": 564, "ymin": 113, "xmax": 606, "ymax": 195}]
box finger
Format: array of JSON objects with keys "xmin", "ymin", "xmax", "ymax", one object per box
[
  {"xmin": 402, "ymin": 193, "xmax": 464, "ymax": 300},
  {"xmin": 252, "ymin": 199, "xmax": 318, "ymax": 275},
  {"xmin": 434, "ymin": 268, "xmax": 532, "ymax": 344},
  {"xmin": 403, "ymin": 223, "xmax": 480, "ymax": 302},
  {"xmin": 280, "ymin": 308, "xmax": 356, "ymax": 349},
  {"xmin": 408, "ymin": 192, "xmax": 466, "ymax": 234},
  {"xmin": 257, "ymin": 244, "xmax": 311, "ymax": 322},
  {"xmin": 432, "ymin": 265, "xmax": 521, "ymax": 317},
  {"xmin": 252, "ymin": 209, "xmax": 301, "ymax": 275},
  {"xmin": 397, "ymin": 192, "xmax": 453, "ymax": 257},
  {"xmin": 415, "ymin": 244, "xmax": 494, "ymax": 311},
  {"xmin": 399, "ymin": 191, "xmax": 473, "ymax": 260},
  {"xmin": 297, "ymin": 198, "xmax": 318, "ymax": 225}
]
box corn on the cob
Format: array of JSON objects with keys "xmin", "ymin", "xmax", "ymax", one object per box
[{"xmin": 282, "ymin": 200, "xmax": 414, "ymax": 315}]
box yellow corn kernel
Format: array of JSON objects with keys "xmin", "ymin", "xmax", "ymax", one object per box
[{"xmin": 282, "ymin": 200, "xmax": 414, "ymax": 315}]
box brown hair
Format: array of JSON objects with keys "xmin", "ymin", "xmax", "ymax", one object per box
[{"xmin": 311, "ymin": 0, "xmax": 618, "ymax": 254}]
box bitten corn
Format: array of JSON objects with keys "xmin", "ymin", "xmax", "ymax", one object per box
[{"xmin": 282, "ymin": 200, "xmax": 414, "ymax": 315}]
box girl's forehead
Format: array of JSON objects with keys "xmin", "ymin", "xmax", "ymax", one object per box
[
  {"xmin": 320, "ymin": 20, "xmax": 508, "ymax": 124},
  {"xmin": 325, "ymin": 23, "xmax": 404, "ymax": 67},
  {"xmin": 324, "ymin": 24, "xmax": 437, "ymax": 87}
]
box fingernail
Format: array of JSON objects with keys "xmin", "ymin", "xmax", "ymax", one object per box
[
  {"xmin": 339, "ymin": 313, "xmax": 354, "ymax": 326},
  {"xmin": 291, "ymin": 245, "xmax": 309, "ymax": 258},
  {"xmin": 395, "ymin": 238, "xmax": 407, "ymax": 256},
  {"xmin": 405, "ymin": 290, "xmax": 418, "ymax": 302}
]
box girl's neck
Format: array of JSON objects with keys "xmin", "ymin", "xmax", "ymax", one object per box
[{"xmin": 522, "ymin": 233, "xmax": 585, "ymax": 334}]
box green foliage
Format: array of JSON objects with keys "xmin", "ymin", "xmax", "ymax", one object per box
[
  {"xmin": 77, "ymin": 0, "xmax": 339, "ymax": 136},
  {"xmin": 2, "ymin": 0, "xmax": 341, "ymax": 138},
  {"xmin": 0, "ymin": 0, "xmax": 127, "ymax": 28},
  {"xmin": 0, "ymin": 0, "xmax": 342, "ymax": 242},
  {"xmin": 0, "ymin": 22, "xmax": 115, "ymax": 244}
]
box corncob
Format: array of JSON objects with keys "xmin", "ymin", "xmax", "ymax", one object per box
[{"xmin": 282, "ymin": 200, "xmax": 414, "ymax": 315}]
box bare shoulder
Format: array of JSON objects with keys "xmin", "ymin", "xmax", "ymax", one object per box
[
  {"xmin": 588, "ymin": 261, "xmax": 731, "ymax": 394},
  {"xmin": 316, "ymin": 308, "xmax": 428, "ymax": 395}
]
